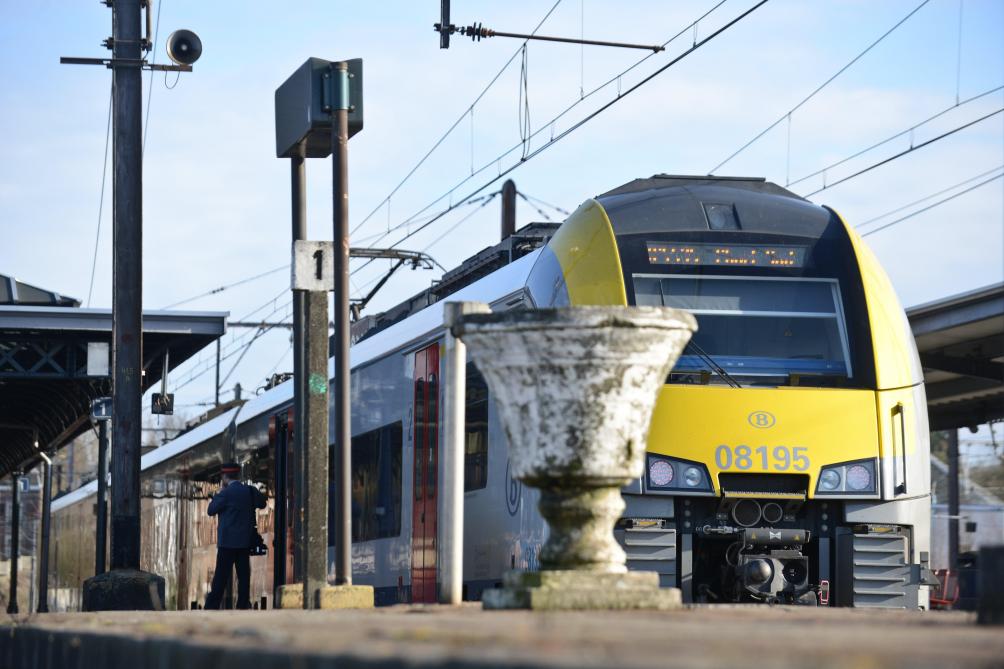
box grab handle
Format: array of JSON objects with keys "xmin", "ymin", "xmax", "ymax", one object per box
[{"xmin": 892, "ymin": 403, "xmax": 907, "ymax": 495}]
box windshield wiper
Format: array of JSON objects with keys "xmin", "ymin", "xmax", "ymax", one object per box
[{"xmin": 683, "ymin": 341, "xmax": 742, "ymax": 389}]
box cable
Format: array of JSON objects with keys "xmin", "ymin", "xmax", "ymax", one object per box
[
  {"xmin": 860, "ymin": 173, "xmax": 1002, "ymax": 237},
  {"xmin": 85, "ymin": 85, "xmax": 114, "ymax": 308},
  {"xmin": 142, "ymin": 0, "xmax": 164, "ymax": 155},
  {"xmin": 519, "ymin": 45, "xmax": 531, "ymax": 159},
  {"xmin": 855, "ymin": 165, "xmax": 1003, "ymax": 229},
  {"xmin": 349, "ymin": 0, "xmax": 564, "ymax": 238},
  {"xmin": 519, "ymin": 191, "xmax": 571, "ymax": 216},
  {"xmin": 517, "ymin": 190, "xmax": 556, "ymax": 221},
  {"xmin": 803, "ymin": 107, "xmax": 1002, "ymax": 197},
  {"xmin": 353, "ymin": 0, "xmax": 762, "ymax": 278},
  {"xmin": 789, "ymin": 85, "xmax": 1003, "ymax": 189},
  {"xmin": 708, "ymin": 0, "xmax": 933, "ymax": 174},
  {"xmin": 161, "ymin": 264, "xmax": 288, "ymax": 309}
]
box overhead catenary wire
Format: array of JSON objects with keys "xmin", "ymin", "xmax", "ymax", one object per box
[
  {"xmin": 350, "ymin": 192, "xmax": 502, "ymax": 297},
  {"xmin": 161, "ymin": 264, "xmax": 288, "ymax": 309},
  {"xmin": 349, "ymin": 0, "xmax": 564, "ymax": 238},
  {"xmin": 802, "ymin": 107, "xmax": 1002, "ymax": 197},
  {"xmin": 860, "ymin": 173, "xmax": 1002, "ymax": 237},
  {"xmin": 788, "ymin": 85, "xmax": 1003, "ymax": 189},
  {"xmin": 423, "ymin": 191, "xmax": 501, "ymax": 252},
  {"xmin": 708, "ymin": 0, "xmax": 933, "ymax": 174},
  {"xmin": 352, "ymin": 193, "xmax": 497, "ymax": 245},
  {"xmin": 172, "ymin": 296, "xmax": 292, "ymax": 392},
  {"xmin": 353, "ymin": 0, "xmax": 762, "ymax": 279},
  {"xmin": 855, "ymin": 165, "xmax": 1003, "ymax": 230},
  {"xmin": 171, "ymin": 287, "xmax": 290, "ymax": 389},
  {"xmin": 363, "ymin": 0, "xmax": 731, "ymax": 251}
]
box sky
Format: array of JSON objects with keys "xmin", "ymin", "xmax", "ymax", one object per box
[{"xmin": 1, "ymin": 0, "xmax": 1002, "ymax": 424}]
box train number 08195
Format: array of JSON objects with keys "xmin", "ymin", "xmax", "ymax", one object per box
[{"xmin": 715, "ymin": 444, "xmax": 809, "ymax": 472}]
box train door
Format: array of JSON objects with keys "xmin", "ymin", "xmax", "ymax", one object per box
[{"xmin": 411, "ymin": 344, "xmax": 440, "ymax": 603}]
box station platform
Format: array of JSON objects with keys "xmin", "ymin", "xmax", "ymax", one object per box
[{"xmin": 2, "ymin": 604, "xmax": 1002, "ymax": 669}]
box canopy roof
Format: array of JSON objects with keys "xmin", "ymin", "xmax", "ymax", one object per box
[
  {"xmin": 0, "ymin": 304, "xmax": 225, "ymax": 476},
  {"xmin": 907, "ymin": 282, "xmax": 1004, "ymax": 431}
]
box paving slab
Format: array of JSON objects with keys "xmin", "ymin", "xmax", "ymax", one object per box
[{"xmin": 2, "ymin": 604, "xmax": 1002, "ymax": 669}]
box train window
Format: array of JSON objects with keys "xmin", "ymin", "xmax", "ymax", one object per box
[
  {"xmin": 635, "ymin": 274, "xmax": 852, "ymax": 381},
  {"xmin": 351, "ymin": 421, "xmax": 403, "ymax": 542},
  {"xmin": 465, "ymin": 363, "xmax": 489, "ymax": 491},
  {"xmin": 526, "ymin": 246, "xmax": 570, "ymax": 308},
  {"xmin": 414, "ymin": 378, "xmax": 424, "ymax": 501},
  {"xmin": 427, "ymin": 374, "xmax": 438, "ymax": 492}
]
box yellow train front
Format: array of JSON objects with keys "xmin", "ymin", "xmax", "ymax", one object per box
[{"xmin": 525, "ymin": 175, "xmax": 935, "ymax": 607}]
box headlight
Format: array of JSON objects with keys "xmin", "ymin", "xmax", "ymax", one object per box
[
  {"xmin": 649, "ymin": 459, "xmax": 674, "ymax": 487},
  {"xmin": 645, "ymin": 454, "xmax": 712, "ymax": 492},
  {"xmin": 815, "ymin": 459, "xmax": 877, "ymax": 495},
  {"xmin": 846, "ymin": 464, "xmax": 871, "ymax": 491},
  {"xmin": 819, "ymin": 469, "xmax": 841, "ymax": 491}
]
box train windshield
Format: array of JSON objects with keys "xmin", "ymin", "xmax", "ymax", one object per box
[{"xmin": 633, "ymin": 275, "xmax": 852, "ymax": 382}]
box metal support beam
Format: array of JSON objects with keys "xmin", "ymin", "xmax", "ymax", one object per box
[
  {"xmin": 286, "ymin": 146, "xmax": 307, "ymax": 601},
  {"xmin": 37, "ymin": 454, "xmax": 52, "ymax": 613},
  {"xmin": 273, "ymin": 411, "xmax": 288, "ymax": 598},
  {"xmin": 95, "ymin": 420, "xmax": 109, "ymax": 575},
  {"xmin": 331, "ymin": 61, "xmax": 352, "ymax": 587},
  {"xmin": 302, "ymin": 290, "xmax": 329, "ymax": 607},
  {"xmin": 948, "ymin": 429, "xmax": 960, "ymax": 573},
  {"xmin": 214, "ymin": 339, "xmax": 221, "ymax": 406},
  {"xmin": 500, "ymin": 179, "xmax": 516, "ymax": 241},
  {"xmin": 6, "ymin": 471, "xmax": 20, "ymax": 614},
  {"xmin": 920, "ymin": 352, "xmax": 1004, "ymax": 382},
  {"xmin": 110, "ymin": 0, "xmax": 144, "ymax": 573},
  {"xmin": 440, "ymin": 301, "xmax": 490, "ymax": 604}
]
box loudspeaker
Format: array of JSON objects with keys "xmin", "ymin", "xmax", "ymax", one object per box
[{"xmin": 166, "ymin": 29, "xmax": 202, "ymax": 66}]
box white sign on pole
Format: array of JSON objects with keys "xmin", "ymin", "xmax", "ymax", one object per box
[{"xmin": 292, "ymin": 240, "xmax": 334, "ymax": 291}]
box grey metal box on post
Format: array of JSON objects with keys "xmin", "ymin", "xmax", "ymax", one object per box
[{"xmin": 275, "ymin": 57, "xmax": 364, "ymax": 158}]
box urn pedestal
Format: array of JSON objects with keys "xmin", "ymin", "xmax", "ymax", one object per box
[{"xmin": 453, "ymin": 306, "xmax": 696, "ymax": 610}]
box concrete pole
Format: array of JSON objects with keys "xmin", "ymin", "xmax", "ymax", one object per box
[
  {"xmin": 37, "ymin": 454, "xmax": 52, "ymax": 613},
  {"xmin": 302, "ymin": 290, "xmax": 329, "ymax": 608},
  {"xmin": 95, "ymin": 420, "xmax": 109, "ymax": 575},
  {"xmin": 110, "ymin": 0, "xmax": 144, "ymax": 573},
  {"xmin": 331, "ymin": 61, "xmax": 352, "ymax": 587},
  {"xmin": 440, "ymin": 302, "xmax": 491, "ymax": 604},
  {"xmin": 948, "ymin": 428, "xmax": 960, "ymax": 572},
  {"xmin": 6, "ymin": 471, "xmax": 20, "ymax": 614}
]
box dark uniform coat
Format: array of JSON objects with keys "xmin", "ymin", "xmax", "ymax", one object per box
[{"xmin": 208, "ymin": 480, "xmax": 267, "ymax": 549}]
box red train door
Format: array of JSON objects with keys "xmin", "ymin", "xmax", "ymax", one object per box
[{"xmin": 411, "ymin": 344, "xmax": 440, "ymax": 603}]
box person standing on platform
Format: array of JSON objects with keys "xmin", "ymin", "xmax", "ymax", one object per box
[{"xmin": 204, "ymin": 463, "xmax": 267, "ymax": 609}]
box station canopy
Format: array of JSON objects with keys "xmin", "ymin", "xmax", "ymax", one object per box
[
  {"xmin": 908, "ymin": 282, "xmax": 1004, "ymax": 431},
  {"xmin": 0, "ymin": 273, "xmax": 225, "ymax": 476}
]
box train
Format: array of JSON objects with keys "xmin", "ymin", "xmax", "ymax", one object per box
[{"xmin": 49, "ymin": 175, "xmax": 935, "ymax": 610}]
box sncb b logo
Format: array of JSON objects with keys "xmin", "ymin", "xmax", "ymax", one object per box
[{"xmin": 748, "ymin": 411, "xmax": 776, "ymax": 429}]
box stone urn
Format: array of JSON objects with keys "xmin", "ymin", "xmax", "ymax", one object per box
[{"xmin": 453, "ymin": 306, "xmax": 696, "ymax": 609}]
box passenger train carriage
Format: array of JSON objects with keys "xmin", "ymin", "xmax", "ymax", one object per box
[{"xmin": 49, "ymin": 175, "xmax": 934, "ymax": 610}]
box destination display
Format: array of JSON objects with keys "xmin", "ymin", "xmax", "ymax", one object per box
[{"xmin": 646, "ymin": 242, "xmax": 807, "ymax": 268}]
